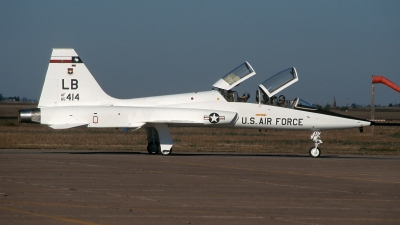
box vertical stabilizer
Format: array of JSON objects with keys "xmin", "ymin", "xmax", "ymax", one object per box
[{"xmin": 38, "ymin": 48, "xmax": 114, "ymax": 107}]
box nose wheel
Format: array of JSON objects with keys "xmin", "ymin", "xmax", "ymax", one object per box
[
  {"xmin": 309, "ymin": 131, "xmax": 322, "ymax": 158},
  {"xmin": 309, "ymin": 146, "xmax": 321, "ymax": 158}
]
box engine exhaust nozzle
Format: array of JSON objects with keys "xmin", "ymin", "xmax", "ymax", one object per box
[{"xmin": 19, "ymin": 108, "xmax": 41, "ymax": 124}]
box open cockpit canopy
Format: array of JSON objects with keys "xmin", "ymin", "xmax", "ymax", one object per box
[
  {"xmin": 255, "ymin": 67, "xmax": 316, "ymax": 110},
  {"xmin": 212, "ymin": 62, "xmax": 256, "ymax": 91},
  {"xmin": 258, "ymin": 67, "xmax": 298, "ymax": 97},
  {"xmin": 212, "ymin": 63, "xmax": 316, "ymax": 109}
]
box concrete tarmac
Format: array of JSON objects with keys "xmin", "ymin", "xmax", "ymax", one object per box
[{"xmin": 0, "ymin": 149, "xmax": 399, "ymax": 225}]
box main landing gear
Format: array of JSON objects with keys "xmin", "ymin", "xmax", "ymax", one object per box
[
  {"xmin": 145, "ymin": 124, "xmax": 173, "ymax": 155},
  {"xmin": 147, "ymin": 141, "xmax": 173, "ymax": 155},
  {"xmin": 309, "ymin": 131, "xmax": 322, "ymax": 158}
]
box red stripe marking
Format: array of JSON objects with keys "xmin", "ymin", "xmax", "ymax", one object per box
[{"xmin": 50, "ymin": 60, "xmax": 73, "ymax": 63}]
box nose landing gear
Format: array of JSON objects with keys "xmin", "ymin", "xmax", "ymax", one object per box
[{"xmin": 309, "ymin": 131, "xmax": 322, "ymax": 158}]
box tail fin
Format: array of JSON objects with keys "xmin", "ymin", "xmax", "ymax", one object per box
[{"xmin": 38, "ymin": 48, "xmax": 114, "ymax": 107}]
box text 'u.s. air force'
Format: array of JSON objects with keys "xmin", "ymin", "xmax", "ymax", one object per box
[{"xmin": 241, "ymin": 117, "xmax": 303, "ymax": 126}]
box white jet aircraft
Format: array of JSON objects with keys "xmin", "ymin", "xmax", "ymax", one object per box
[{"xmin": 19, "ymin": 48, "xmax": 372, "ymax": 157}]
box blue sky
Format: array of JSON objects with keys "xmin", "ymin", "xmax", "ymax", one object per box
[{"xmin": 1, "ymin": 0, "xmax": 399, "ymax": 106}]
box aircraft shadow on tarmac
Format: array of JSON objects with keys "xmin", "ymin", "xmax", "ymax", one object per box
[{"xmin": 46, "ymin": 151, "xmax": 383, "ymax": 159}]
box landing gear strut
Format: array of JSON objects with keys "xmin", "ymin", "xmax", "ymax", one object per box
[
  {"xmin": 309, "ymin": 131, "xmax": 322, "ymax": 158},
  {"xmin": 145, "ymin": 124, "xmax": 173, "ymax": 155}
]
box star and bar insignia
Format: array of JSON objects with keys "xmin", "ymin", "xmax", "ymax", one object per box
[{"xmin": 204, "ymin": 113, "xmax": 225, "ymax": 124}]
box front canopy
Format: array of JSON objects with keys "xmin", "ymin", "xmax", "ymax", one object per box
[{"xmin": 212, "ymin": 62, "xmax": 256, "ymax": 90}]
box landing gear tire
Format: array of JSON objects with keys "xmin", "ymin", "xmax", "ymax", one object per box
[
  {"xmin": 310, "ymin": 131, "xmax": 322, "ymax": 158},
  {"xmin": 309, "ymin": 147, "xmax": 321, "ymax": 158},
  {"xmin": 160, "ymin": 148, "xmax": 172, "ymax": 156},
  {"xmin": 147, "ymin": 142, "xmax": 160, "ymax": 154}
]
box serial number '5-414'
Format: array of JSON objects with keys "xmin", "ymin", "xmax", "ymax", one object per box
[{"xmin": 61, "ymin": 93, "xmax": 80, "ymax": 101}]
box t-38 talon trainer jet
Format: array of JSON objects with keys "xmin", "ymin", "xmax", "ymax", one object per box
[{"xmin": 19, "ymin": 48, "xmax": 372, "ymax": 157}]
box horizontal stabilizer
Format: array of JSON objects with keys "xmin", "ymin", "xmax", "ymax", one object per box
[{"xmin": 49, "ymin": 123, "xmax": 88, "ymax": 129}]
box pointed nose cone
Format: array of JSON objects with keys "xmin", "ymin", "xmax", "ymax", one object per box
[
  {"xmin": 343, "ymin": 117, "xmax": 371, "ymax": 129},
  {"xmin": 309, "ymin": 109, "xmax": 371, "ymax": 130}
]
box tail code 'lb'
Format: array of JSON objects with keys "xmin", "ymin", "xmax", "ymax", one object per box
[{"xmin": 38, "ymin": 48, "xmax": 114, "ymax": 108}]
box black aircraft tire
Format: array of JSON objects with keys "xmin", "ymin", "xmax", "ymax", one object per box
[{"xmin": 147, "ymin": 142, "xmax": 160, "ymax": 154}]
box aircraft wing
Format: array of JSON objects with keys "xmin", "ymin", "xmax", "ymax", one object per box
[{"xmin": 138, "ymin": 107, "xmax": 238, "ymax": 125}]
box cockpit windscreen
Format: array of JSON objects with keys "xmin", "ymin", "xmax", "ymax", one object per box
[{"xmin": 294, "ymin": 98, "xmax": 317, "ymax": 110}]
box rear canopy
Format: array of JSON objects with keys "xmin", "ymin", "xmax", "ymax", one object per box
[{"xmin": 258, "ymin": 67, "xmax": 298, "ymax": 97}]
